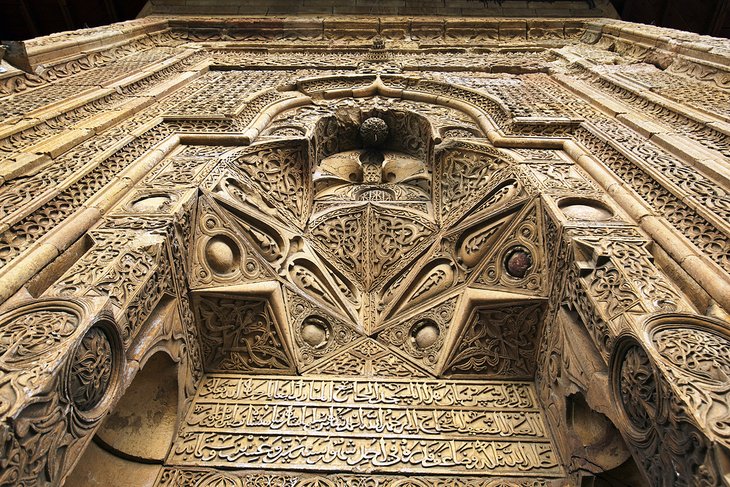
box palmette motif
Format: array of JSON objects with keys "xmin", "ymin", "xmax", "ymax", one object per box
[{"xmin": 0, "ymin": 14, "xmax": 727, "ymax": 487}]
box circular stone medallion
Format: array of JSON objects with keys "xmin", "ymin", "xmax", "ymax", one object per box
[
  {"xmin": 504, "ymin": 247, "xmax": 533, "ymax": 278},
  {"xmin": 205, "ymin": 236, "xmax": 240, "ymax": 275},
  {"xmin": 360, "ymin": 117, "xmax": 389, "ymax": 148},
  {"xmin": 70, "ymin": 327, "xmax": 114, "ymax": 412},
  {"xmin": 301, "ymin": 317, "xmax": 330, "ymax": 349},
  {"xmin": 411, "ymin": 320, "xmax": 440, "ymax": 350},
  {"xmin": 559, "ymin": 199, "xmax": 613, "ymax": 221},
  {"xmin": 132, "ymin": 195, "xmax": 170, "ymax": 212}
]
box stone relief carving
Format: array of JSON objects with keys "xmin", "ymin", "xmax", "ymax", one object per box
[{"xmin": 0, "ymin": 14, "xmax": 727, "ymax": 487}]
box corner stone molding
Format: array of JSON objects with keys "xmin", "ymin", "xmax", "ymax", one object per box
[
  {"xmin": 0, "ymin": 297, "xmax": 122, "ymax": 486},
  {"xmin": 611, "ymin": 319, "xmax": 730, "ymax": 486}
]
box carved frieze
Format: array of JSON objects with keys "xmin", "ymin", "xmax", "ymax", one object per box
[
  {"xmin": 168, "ymin": 375, "xmax": 563, "ymax": 477},
  {"xmin": 0, "ymin": 14, "xmax": 729, "ymax": 487}
]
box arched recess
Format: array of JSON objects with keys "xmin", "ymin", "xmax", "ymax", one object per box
[
  {"xmin": 64, "ymin": 351, "xmax": 180, "ymax": 487},
  {"xmin": 237, "ymin": 73, "xmax": 547, "ymax": 146},
  {"xmin": 176, "ymin": 71, "xmax": 726, "ymax": 484}
]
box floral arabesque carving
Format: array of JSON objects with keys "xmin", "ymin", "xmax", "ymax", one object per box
[
  {"xmin": 0, "ymin": 18, "xmax": 728, "ymax": 486},
  {"xmin": 646, "ymin": 314, "xmax": 730, "ymax": 448},
  {"xmin": 0, "ymin": 298, "xmax": 122, "ymax": 487}
]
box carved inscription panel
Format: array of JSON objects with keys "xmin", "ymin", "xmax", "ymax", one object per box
[{"xmin": 168, "ymin": 375, "xmax": 563, "ymax": 477}]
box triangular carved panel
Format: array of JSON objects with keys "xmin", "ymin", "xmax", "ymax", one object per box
[
  {"xmin": 369, "ymin": 204, "xmax": 436, "ymax": 288},
  {"xmin": 434, "ymin": 142, "xmax": 513, "ymax": 226},
  {"xmin": 224, "ymin": 140, "xmax": 312, "ymax": 228},
  {"xmin": 376, "ymin": 295, "xmax": 460, "ymax": 375},
  {"xmin": 188, "ymin": 195, "xmax": 273, "ymax": 289},
  {"xmin": 458, "ymin": 168, "xmax": 534, "ymax": 225},
  {"xmin": 377, "ymin": 210, "xmax": 517, "ymax": 322},
  {"xmin": 193, "ymin": 293, "xmax": 295, "ymax": 373},
  {"xmin": 285, "ymin": 253, "xmax": 360, "ymax": 323},
  {"xmin": 473, "ymin": 200, "xmax": 549, "ymax": 296},
  {"xmin": 212, "ymin": 195, "xmax": 291, "ymax": 269},
  {"xmin": 203, "ymin": 161, "xmax": 286, "ymax": 226},
  {"xmin": 309, "ymin": 204, "xmax": 367, "ymax": 285},
  {"xmin": 305, "ymin": 337, "xmax": 431, "ymax": 378},
  {"xmin": 442, "ymin": 301, "xmax": 546, "ymax": 379},
  {"xmin": 284, "ymin": 287, "xmax": 363, "ymax": 371}
]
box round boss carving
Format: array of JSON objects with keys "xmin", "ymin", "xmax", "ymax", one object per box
[
  {"xmin": 360, "ymin": 117, "xmax": 389, "ymax": 148},
  {"xmin": 301, "ymin": 316, "xmax": 331, "ymax": 349},
  {"xmin": 410, "ymin": 320, "xmax": 440, "ymax": 350},
  {"xmin": 504, "ymin": 246, "xmax": 533, "ymax": 279},
  {"xmin": 205, "ymin": 235, "xmax": 241, "ymax": 275},
  {"xmin": 69, "ymin": 326, "xmax": 114, "ymax": 412}
]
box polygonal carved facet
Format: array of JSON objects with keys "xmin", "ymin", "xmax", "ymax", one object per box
[
  {"xmin": 377, "ymin": 295, "xmax": 459, "ymax": 374},
  {"xmin": 309, "ymin": 204, "xmax": 436, "ymax": 291},
  {"xmin": 443, "ymin": 302, "xmax": 546, "ymax": 379},
  {"xmin": 193, "ymin": 293, "xmax": 294, "ymax": 373},
  {"xmin": 224, "ymin": 140, "xmax": 312, "ymax": 228},
  {"xmin": 284, "ymin": 288, "xmax": 362, "ymax": 370},
  {"xmin": 474, "ymin": 201, "xmax": 549, "ymax": 296},
  {"xmin": 435, "ymin": 143, "xmax": 513, "ymax": 226},
  {"xmin": 305, "ymin": 337, "xmax": 431, "ymax": 378},
  {"xmin": 189, "ymin": 196, "xmax": 271, "ymax": 289}
]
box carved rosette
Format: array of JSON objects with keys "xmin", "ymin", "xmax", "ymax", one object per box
[
  {"xmin": 645, "ymin": 313, "xmax": 730, "ymax": 448},
  {"xmin": 66, "ymin": 323, "xmax": 118, "ymax": 416},
  {"xmin": 0, "ymin": 298, "xmax": 122, "ymax": 486}
]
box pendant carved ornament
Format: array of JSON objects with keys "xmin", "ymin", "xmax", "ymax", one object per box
[{"xmin": 0, "ymin": 17, "xmax": 728, "ymax": 486}]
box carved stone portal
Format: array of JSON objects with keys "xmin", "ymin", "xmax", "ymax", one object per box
[{"xmin": 0, "ymin": 14, "xmax": 728, "ymax": 487}]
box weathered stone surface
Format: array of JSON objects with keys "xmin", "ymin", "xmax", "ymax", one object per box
[{"xmin": 0, "ymin": 13, "xmax": 727, "ymax": 487}]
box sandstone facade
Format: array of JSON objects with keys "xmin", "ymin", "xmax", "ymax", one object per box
[{"xmin": 0, "ymin": 14, "xmax": 728, "ymax": 487}]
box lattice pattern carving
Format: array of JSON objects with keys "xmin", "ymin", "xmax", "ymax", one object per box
[{"xmin": 0, "ymin": 15, "xmax": 728, "ymax": 487}]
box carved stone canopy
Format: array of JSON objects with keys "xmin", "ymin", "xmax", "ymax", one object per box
[
  {"xmin": 187, "ymin": 97, "xmax": 551, "ymax": 374},
  {"xmin": 0, "ymin": 15, "xmax": 729, "ymax": 487}
]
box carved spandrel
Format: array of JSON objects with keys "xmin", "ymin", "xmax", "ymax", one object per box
[
  {"xmin": 224, "ymin": 140, "xmax": 312, "ymax": 228},
  {"xmin": 434, "ymin": 144, "xmax": 513, "ymax": 226},
  {"xmin": 309, "ymin": 203, "xmax": 436, "ymax": 292}
]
